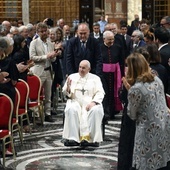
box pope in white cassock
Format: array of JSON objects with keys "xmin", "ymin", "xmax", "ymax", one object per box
[{"xmin": 62, "ymin": 60, "xmax": 105, "ymax": 147}]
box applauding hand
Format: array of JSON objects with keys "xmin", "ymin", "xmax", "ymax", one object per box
[{"xmin": 122, "ymin": 77, "xmax": 131, "ymax": 90}]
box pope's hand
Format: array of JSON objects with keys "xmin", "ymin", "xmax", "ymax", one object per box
[
  {"xmin": 66, "ymin": 77, "xmax": 72, "ymax": 93},
  {"xmin": 86, "ymin": 102, "xmax": 96, "ymax": 111}
]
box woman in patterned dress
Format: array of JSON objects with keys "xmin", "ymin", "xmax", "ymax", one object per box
[{"xmin": 123, "ymin": 52, "xmax": 170, "ymax": 170}]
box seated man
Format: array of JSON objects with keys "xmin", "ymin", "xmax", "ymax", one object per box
[{"xmin": 62, "ymin": 60, "xmax": 105, "ymax": 147}]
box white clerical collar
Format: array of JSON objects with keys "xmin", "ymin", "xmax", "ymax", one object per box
[
  {"xmin": 80, "ymin": 73, "xmax": 89, "ymax": 79},
  {"xmin": 158, "ymin": 43, "xmax": 168, "ymax": 51},
  {"xmin": 94, "ymin": 32, "xmax": 99, "ymax": 36},
  {"xmin": 94, "ymin": 33, "xmax": 100, "ymax": 39}
]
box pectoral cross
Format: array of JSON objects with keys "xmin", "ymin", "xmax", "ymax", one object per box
[{"xmin": 80, "ymin": 88, "xmax": 86, "ymax": 95}]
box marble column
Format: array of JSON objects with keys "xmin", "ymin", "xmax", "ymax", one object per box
[
  {"xmin": 127, "ymin": 0, "xmax": 142, "ymax": 25},
  {"xmin": 22, "ymin": 0, "xmax": 29, "ymax": 25}
]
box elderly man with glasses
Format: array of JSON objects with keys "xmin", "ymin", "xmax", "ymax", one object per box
[
  {"xmin": 131, "ymin": 30, "xmax": 146, "ymax": 51},
  {"xmin": 160, "ymin": 16, "xmax": 170, "ymax": 30}
]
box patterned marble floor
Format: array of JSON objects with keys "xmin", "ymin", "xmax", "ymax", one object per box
[{"xmin": 4, "ymin": 103, "xmax": 122, "ymax": 170}]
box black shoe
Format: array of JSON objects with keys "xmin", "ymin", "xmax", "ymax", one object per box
[
  {"xmin": 110, "ymin": 115, "xmax": 115, "ymax": 120},
  {"xmin": 51, "ymin": 110, "xmax": 57, "ymax": 115},
  {"xmin": 64, "ymin": 140, "xmax": 80, "ymax": 147},
  {"xmin": 80, "ymin": 140, "xmax": 99, "ymax": 147},
  {"xmin": 89, "ymin": 142, "xmax": 99, "ymax": 147},
  {"xmin": 45, "ymin": 115, "xmax": 55, "ymax": 122},
  {"xmin": 80, "ymin": 140, "xmax": 90, "ymax": 147}
]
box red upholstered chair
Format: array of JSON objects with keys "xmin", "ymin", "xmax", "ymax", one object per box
[
  {"xmin": 12, "ymin": 88, "xmax": 23, "ymax": 144},
  {"xmin": 0, "ymin": 93, "xmax": 16, "ymax": 166},
  {"xmin": 27, "ymin": 74, "xmax": 43, "ymax": 127},
  {"xmin": 15, "ymin": 79, "xmax": 31, "ymax": 134},
  {"xmin": 166, "ymin": 93, "xmax": 170, "ymax": 108}
]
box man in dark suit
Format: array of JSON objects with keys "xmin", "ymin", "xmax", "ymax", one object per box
[
  {"xmin": 66, "ymin": 23, "xmax": 103, "ymax": 77},
  {"xmin": 155, "ymin": 26, "xmax": 170, "ymax": 94},
  {"xmin": 89, "ymin": 22, "xmax": 102, "ymax": 39},
  {"xmin": 120, "ymin": 24, "xmax": 133, "ymax": 56},
  {"xmin": 127, "ymin": 14, "xmax": 140, "ymax": 36},
  {"xmin": 63, "ymin": 25, "xmax": 72, "ymax": 41}
]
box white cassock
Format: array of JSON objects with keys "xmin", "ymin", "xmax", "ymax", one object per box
[{"xmin": 62, "ymin": 73, "xmax": 105, "ymax": 143}]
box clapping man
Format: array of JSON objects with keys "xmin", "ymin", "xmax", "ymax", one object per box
[{"xmin": 30, "ymin": 22, "xmax": 61, "ymax": 122}]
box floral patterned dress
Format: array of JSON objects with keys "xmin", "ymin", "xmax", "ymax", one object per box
[{"xmin": 127, "ymin": 76, "xmax": 170, "ymax": 170}]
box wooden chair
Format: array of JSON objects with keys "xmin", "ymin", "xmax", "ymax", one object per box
[
  {"xmin": 15, "ymin": 79, "xmax": 31, "ymax": 135},
  {"xmin": 11, "ymin": 88, "xmax": 23, "ymax": 144},
  {"xmin": 0, "ymin": 93, "xmax": 16, "ymax": 166},
  {"xmin": 27, "ymin": 74, "xmax": 43, "ymax": 127}
]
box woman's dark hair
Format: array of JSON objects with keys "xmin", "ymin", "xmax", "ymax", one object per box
[
  {"xmin": 12, "ymin": 34, "xmax": 25, "ymax": 54},
  {"xmin": 145, "ymin": 43, "xmax": 161, "ymax": 63},
  {"xmin": 134, "ymin": 46, "xmax": 150, "ymax": 63},
  {"xmin": 55, "ymin": 27, "xmax": 63, "ymax": 42}
]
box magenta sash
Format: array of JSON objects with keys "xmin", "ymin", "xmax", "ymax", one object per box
[
  {"xmin": 103, "ymin": 63, "xmax": 123, "ymax": 111},
  {"xmin": 103, "ymin": 63, "xmax": 117, "ymax": 72}
]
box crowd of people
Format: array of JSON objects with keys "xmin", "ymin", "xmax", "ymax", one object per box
[{"xmin": 0, "ymin": 14, "xmax": 170, "ymax": 169}]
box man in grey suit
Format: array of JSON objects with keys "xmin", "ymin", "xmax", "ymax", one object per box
[{"xmin": 29, "ymin": 22, "xmax": 61, "ymax": 122}]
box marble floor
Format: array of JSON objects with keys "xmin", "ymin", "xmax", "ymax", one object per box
[{"xmin": 4, "ymin": 103, "xmax": 121, "ymax": 170}]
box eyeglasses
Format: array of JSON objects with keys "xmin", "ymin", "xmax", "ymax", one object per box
[{"xmin": 131, "ymin": 35, "xmax": 138, "ymax": 38}]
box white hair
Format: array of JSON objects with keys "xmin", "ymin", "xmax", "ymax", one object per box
[
  {"xmin": 26, "ymin": 23, "xmax": 34, "ymax": 31},
  {"xmin": 4, "ymin": 36, "xmax": 14, "ymax": 46},
  {"xmin": 80, "ymin": 60, "xmax": 91, "ymax": 68},
  {"xmin": 103, "ymin": 30, "xmax": 114, "ymax": 38},
  {"xmin": 10, "ymin": 26, "xmax": 19, "ymax": 33},
  {"xmin": 18, "ymin": 25, "xmax": 27, "ymax": 33},
  {"xmin": 133, "ymin": 30, "xmax": 144, "ymax": 40}
]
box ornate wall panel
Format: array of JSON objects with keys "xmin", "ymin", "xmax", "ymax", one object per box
[
  {"xmin": 0, "ymin": 0, "xmax": 22, "ymax": 23},
  {"xmin": 1, "ymin": 1, "xmax": 170, "ymax": 29},
  {"xmin": 30, "ymin": 0, "xmax": 79, "ymax": 26},
  {"xmin": 142, "ymin": 0, "xmax": 153, "ymax": 23},
  {"xmin": 154, "ymin": 0, "xmax": 170, "ymax": 23},
  {"xmin": 105, "ymin": 0, "xmax": 127, "ymax": 26}
]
